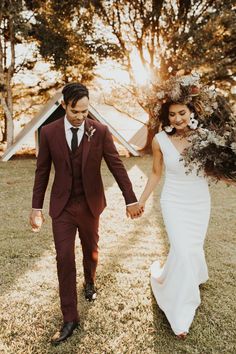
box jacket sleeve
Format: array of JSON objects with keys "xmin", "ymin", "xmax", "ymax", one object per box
[
  {"xmin": 32, "ymin": 127, "xmax": 52, "ymax": 209},
  {"xmin": 102, "ymin": 126, "xmax": 137, "ymax": 205}
]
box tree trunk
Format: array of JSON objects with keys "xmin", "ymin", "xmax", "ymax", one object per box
[
  {"xmin": 6, "ymin": 81, "xmax": 14, "ymax": 147},
  {"xmin": 6, "ymin": 14, "xmax": 15, "ymax": 147},
  {"xmin": 1, "ymin": 114, "xmax": 7, "ymax": 142},
  {"xmin": 6, "ymin": 121, "xmax": 14, "ymax": 146},
  {"xmin": 6, "ymin": 109, "xmax": 14, "ymax": 147},
  {"xmin": 0, "ymin": 95, "xmax": 13, "ymax": 147},
  {"xmin": 140, "ymin": 114, "xmax": 160, "ymax": 154}
]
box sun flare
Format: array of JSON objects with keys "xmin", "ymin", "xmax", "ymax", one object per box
[
  {"xmin": 130, "ymin": 47, "xmax": 151, "ymax": 86},
  {"xmin": 95, "ymin": 48, "xmax": 152, "ymax": 88}
]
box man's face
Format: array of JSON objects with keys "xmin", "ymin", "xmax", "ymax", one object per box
[{"xmin": 62, "ymin": 96, "xmax": 89, "ymax": 127}]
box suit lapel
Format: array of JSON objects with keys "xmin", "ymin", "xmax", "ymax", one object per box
[
  {"xmin": 56, "ymin": 117, "xmax": 71, "ymax": 170},
  {"xmin": 82, "ymin": 119, "xmax": 92, "ymax": 173}
]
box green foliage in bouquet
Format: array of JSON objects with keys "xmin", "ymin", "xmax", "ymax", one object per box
[
  {"xmin": 181, "ymin": 96, "xmax": 236, "ymax": 182},
  {"xmin": 181, "ymin": 126, "xmax": 236, "ymax": 182}
]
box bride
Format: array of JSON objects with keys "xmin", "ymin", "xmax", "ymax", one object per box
[{"xmin": 138, "ymin": 73, "xmax": 234, "ymax": 338}]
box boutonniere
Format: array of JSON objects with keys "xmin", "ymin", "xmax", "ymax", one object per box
[{"xmin": 85, "ymin": 126, "xmax": 96, "ymax": 142}]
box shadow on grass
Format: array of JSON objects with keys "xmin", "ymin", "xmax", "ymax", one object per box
[
  {"xmin": 2, "ymin": 158, "xmax": 235, "ymax": 353},
  {"xmin": 0, "ymin": 160, "xmax": 56, "ymax": 296},
  {"xmin": 34, "ymin": 201, "xmax": 164, "ymax": 353},
  {"xmin": 0, "ymin": 156, "xmax": 148, "ymax": 296}
]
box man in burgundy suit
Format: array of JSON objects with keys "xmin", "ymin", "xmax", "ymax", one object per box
[{"xmin": 29, "ymin": 83, "xmax": 142, "ymax": 345}]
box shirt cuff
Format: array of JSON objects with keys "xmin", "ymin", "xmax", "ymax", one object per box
[
  {"xmin": 126, "ymin": 202, "xmax": 138, "ymax": 207},
  {"xmin": 32, "ymin": 208, "xmax": 43, "ymax": 211}
]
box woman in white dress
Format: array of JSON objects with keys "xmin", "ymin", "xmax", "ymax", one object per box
[{"xmin": 138, "ymin": 75, "xmax": 213, "ymax": 338}]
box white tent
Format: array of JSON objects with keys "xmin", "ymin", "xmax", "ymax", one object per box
[{"xmin": 1, "ymin": 91, "xmax": 148, "ymax": 161}]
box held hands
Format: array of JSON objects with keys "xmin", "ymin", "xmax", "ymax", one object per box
[
  {"xmin": 126, "ymin": 202, "xmax": 145, "ymax": 219},
  {"xmin": 29, "ymin": 210, "xmax": 45, "ymax": 233}
]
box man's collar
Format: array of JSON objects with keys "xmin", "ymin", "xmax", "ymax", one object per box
[{"xmin": 64, "ymin": 116, "xmax": 85, "ymax": 131}]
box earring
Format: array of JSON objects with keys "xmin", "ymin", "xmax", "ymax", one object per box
[
  {"xmin": 164, "ymin": 125, "xmax": 174, "ymax": 133},
  {"xmin": 188, "ymin": 113, "xmax": 198, "ymax": 130}
]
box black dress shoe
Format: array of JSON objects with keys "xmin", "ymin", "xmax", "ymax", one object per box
[
  {"xmin": 51, "ymin": 321, "xmax": 79, "ymax": 345},
  {"xmin": 84, "ymin": 282, "xmax": 97, "ymax": 301}
]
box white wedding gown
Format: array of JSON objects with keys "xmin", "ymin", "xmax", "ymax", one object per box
[{"xmin": 151, "ymin": 131, "xmax": 211, "ymax": 335}]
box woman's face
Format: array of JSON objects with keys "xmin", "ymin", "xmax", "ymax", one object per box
[{"xmin": 168, "ymin": 104, "xmax": 191, "ymax": 130}]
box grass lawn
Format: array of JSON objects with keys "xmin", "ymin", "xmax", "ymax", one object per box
[{"xmin": 0, "ymin": 156, "xmax": 235, "ymax": 354}]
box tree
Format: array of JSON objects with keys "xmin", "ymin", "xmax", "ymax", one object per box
[
  {"xmin": 0, "ymin": 0, "xmax": 114, "ymax": 146},
  {"xmin": 0, "ymin": 0, "xmax": 29, "ymax": 146},
  {"xmin": 26, "ymin": 0, "xmax": 121, "ymax": 82},
  {"xmin": 1, "ymin": 0, "xmax": 235, "ymax": 149},
  {"xmin": 0, "ymin": 0, "xmax": 46, "ymax": 146},
  {"xmin": 89, "ymin": 0, "xmax": 235, "ymax": 86},
  {"xmin": 87, "ymin": 0, "xmax": 235, "ymax": 151},
  {"xmin": 161, "ymin": 0, "xmax": 235, "ymax": 87}
]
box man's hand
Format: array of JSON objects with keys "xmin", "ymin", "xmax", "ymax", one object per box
[
  {"xmin": 29, "ymin": 209, "xmax": 44, "ymax": 232},
  {"xmin": 126, "ymin": 203, "xmax": 144, "ymax": 219}
]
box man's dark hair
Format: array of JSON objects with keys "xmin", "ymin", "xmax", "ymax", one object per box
[{"xmin": 62, "ymin": 83, "xmax": 89, "ymax": 107}]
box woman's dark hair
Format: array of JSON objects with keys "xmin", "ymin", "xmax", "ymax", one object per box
[{"xmin": 62, "ymin": 82, "xmax": 89, "ymax": 107}]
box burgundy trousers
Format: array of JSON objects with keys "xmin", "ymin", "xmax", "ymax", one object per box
[{"xmin": 52, "ymin": 198, "xmax": 99, "ymax": 322}]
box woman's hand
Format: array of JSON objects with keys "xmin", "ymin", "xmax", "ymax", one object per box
[
  {"xmin": 126, "ymin": 203, "xmax": 143, "ymax": 219},
  {"xmin": 138, "ymin": 200, "xmax": 146, "ymax": 213}
]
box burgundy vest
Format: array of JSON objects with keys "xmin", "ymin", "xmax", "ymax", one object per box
[{"xmin": 68, "ymin": 136, "xmax": 85, "ymax": 202}]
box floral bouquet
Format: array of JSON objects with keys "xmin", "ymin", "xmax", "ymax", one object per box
[
  {"xmin": 181, "ymin": 95, "xmax": 236, "ymax": 183},
  {"xmin": 181, "ymin": 125, "xmax": 236, "ymax": 182}
]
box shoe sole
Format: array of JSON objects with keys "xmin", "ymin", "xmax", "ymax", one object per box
[
  {"xmin": 51, "ymin": 324, "xmax": 79, "ymax": 346},
  {"xmin": 85, "ymin": 293, "xmax": 97, "ymax": 301}
]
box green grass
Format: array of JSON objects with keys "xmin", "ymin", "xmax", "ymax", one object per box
[{"xmin": 0, "ymin": 157, "xmax": 235, "ymax": 354}]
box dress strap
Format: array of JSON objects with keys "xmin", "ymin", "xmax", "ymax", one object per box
[{"xmin": 154, "ymin": 131, "xmax": 167, "ymax": 154}]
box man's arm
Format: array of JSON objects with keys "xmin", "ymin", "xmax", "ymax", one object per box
[{"xmin": 30, "ymin": 127, "xmax": 52, "ymax": 228}]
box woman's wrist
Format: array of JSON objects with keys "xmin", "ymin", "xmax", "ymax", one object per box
[{"xmin": 139, "ymin": 196, "xmax": 147, "ymax": 204}]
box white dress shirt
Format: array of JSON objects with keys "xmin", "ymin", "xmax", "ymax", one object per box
[{"xmin": 64, "ymin": 116, "xmax": 85, "ymax": 149}]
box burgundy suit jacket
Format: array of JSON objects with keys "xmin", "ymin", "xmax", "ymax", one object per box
[{"xmin": 32, "ymin": 117, "xmax": 137, "ymax": 218}]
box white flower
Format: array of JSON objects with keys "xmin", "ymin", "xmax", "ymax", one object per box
[
  {"xmin": 164, "ymin": 125, "xmax": 173, "ymax": 133},
  {"xmin": 230, "ymin": 142, "xmax": 236, "ymax": 153},
  {"xmin": 205, "ymin": 106, "xmax": 214, "ymax": 114},
  {"xmin": 154, "ymin": 104, "xmax": 161, "ymax": 115},
  {"xmin": 188, "ymin": 114, "xmax": 198, "ymax": 130},
  {"xmin": 85, "ymin": 126, "xmax": 96, "ymax": 142},
  {"xmin": 156, "ymin": 91, "xmax": 165, "ymax": 99},
  {"xmin": 200, "ymin": 141, "xmax": 209, "ymax": 148},
  {"xmin": 170, "ymin": 84, "xmax": 181, "ymax": 101},
  {"xmin": 180, "ymin": 73, "xmax": 200, "ymax": 86}
]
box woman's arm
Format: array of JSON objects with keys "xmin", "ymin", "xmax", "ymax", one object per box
[{"xmin": 139, "ymin": 137, "xmax": 163, "ymax": 206}]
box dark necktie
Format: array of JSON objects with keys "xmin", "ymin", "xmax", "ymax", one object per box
[{"xmin": 71, "ymin": 127, "xmax": 79, "ymax": 153}]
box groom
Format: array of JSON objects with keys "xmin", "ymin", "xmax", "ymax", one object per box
[{"xmin": 30, "ymin": 82, "xmax": 142, "ymax": 345}]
